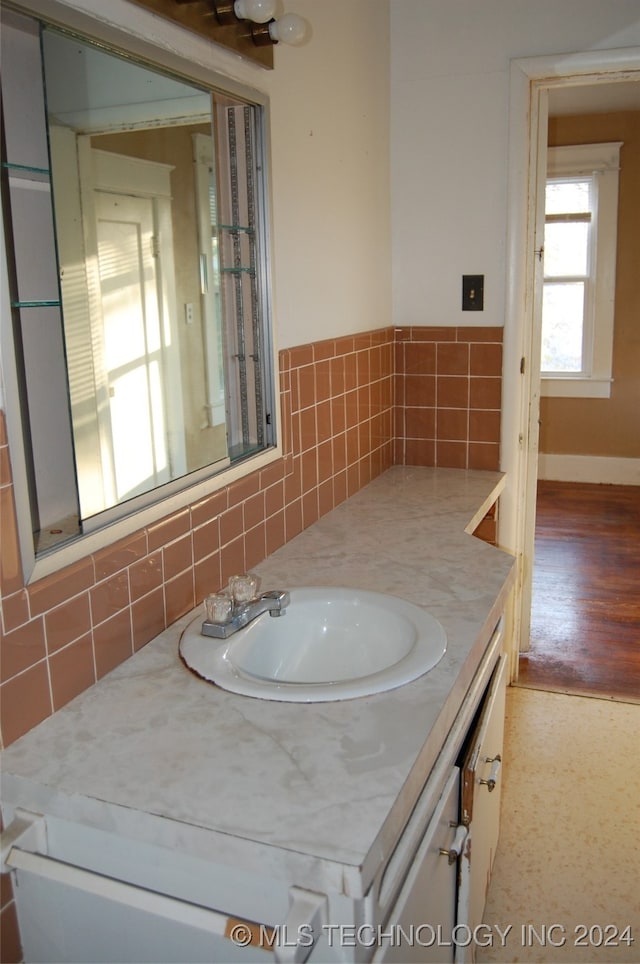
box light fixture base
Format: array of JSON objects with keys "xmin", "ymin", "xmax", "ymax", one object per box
[
  {"xmin": 250, "ymin": 20, "xmax": 276, "ymax": 46},
  {"xmin": 210, "ymin": 0, "xmax": 237, "ymax": 26}
]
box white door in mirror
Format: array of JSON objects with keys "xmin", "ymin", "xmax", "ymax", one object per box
[{"xmin": 179, "ymin": 587, "xmax": 447, "ymax": 702}]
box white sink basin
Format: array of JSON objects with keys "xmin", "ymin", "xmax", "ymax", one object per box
[{"xmin": 179, "ymin": 587, "xmax": 446, "ymax": 702}]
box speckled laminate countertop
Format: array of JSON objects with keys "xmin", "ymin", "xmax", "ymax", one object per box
[{"xmin": 0, "ymin": 466, "xmax": 515, "ymax": 900}]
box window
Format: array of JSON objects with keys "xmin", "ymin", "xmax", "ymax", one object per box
[
  {"xmin": 541, "ymin": 142, "xmax": 622, "ymax": 398},
  {"xmin": 542, "ymin": 177, "xmax": 593, "ymax": 374},
  {"xmin": 0, "ymin": 7, "xmax": 278, "ymax": 581}
]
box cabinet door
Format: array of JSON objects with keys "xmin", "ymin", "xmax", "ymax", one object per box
[
  {"xmin": 374, "ymin": 769, "xmax": 460, "ymax": 964},
  {"xmin": 10, "ymin": 853, "xmax": 273, "ymax": 963},
  {"xmin": 458, "ymin": 652, "xmax": 508, "ymax": 960}
]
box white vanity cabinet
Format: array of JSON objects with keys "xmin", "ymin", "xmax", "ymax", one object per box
[
  {"xmin": 372, "ymin": 768, "xmax": 461, "ymax": 963},
  {"xmin": 369, "ymin": 627, "xmax": 508, "ymax": 964},
  {"xmin": 2, "ymin": 638, "xmax": 512, "ymax": 964},
  {"xmin": 3, "ymin": 624, "xmax": 508, "ymax": 964},
  {"xmin": 0, "ymin": 467, "xmax": 515, "ymax": 964}
]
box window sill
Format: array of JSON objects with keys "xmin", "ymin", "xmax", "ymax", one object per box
[{"xmin": 541, "ymin": 376, "xmax": 612, "ymax": 399}]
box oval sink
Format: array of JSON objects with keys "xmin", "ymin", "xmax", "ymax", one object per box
[{"xmin": 179, "ymin": 587, "xmax": 446, "ymax": 702}]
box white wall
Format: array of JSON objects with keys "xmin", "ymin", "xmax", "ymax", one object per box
[
  {"xmin": 390, "ymin": 0, "xmax": 640, "ymax": 329},
  {"xmin": 268, "ymin": 1, "xmax": 391, "ymax": 348}
]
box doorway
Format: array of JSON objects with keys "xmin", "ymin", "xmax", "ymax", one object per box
[
  {"xmin": 501, "ymin": 47, "xmax": 640, "ymax": 685},
  {"xmin": 93, "ymin": 191, "xmax": 172, "ymax": 503},
  {"xmin": 49, "ymin": 131, "xmax": 189, "ymax": 523},
  {"xmin": 518, "ymin": 82, "xmax": 640, "ymax": 701}
]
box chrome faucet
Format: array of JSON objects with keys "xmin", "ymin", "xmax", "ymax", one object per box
[{"xmin": 201, "ymin": 590, "xmax": 290, "ymax": 639}]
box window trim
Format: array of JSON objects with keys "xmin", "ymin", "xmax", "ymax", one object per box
[{"xmin": 541, "ymin": 141, "xmax": 622, "ymax": 399}]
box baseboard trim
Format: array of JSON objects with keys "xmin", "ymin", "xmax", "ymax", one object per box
[{"xmin": 538, "ymin": 454, "xmax": 640, "ymax": 485}]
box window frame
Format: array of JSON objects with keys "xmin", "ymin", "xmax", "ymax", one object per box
[
  {"xmin": 0, "ymin": 0, "xmax": 281, "ymax": 584},
  {"xmin": 541, "ymin": 141, "xmax": 622, "ymax": 399}
]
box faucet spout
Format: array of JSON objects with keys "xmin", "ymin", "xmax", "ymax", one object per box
[
  {"xmin": 256, "ymin": 589, "xmax": 290, "ymax": 616},
  {"xmin": 201, "ymin": 589, "xmax": 290, "ymax": 639}
]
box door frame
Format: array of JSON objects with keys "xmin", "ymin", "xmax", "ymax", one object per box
[{"xmin": 501, "ymin": 45, "xmax": 640, "ymax": 676}]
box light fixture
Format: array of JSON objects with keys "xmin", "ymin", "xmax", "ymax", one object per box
[
  {"xmin": 209, "ymin": 0, "xmax": 276, "ymax": 25},
  {"xmin": 233, "ymin": 0, "xmax": 277, "ymax": 23},
  {"xmin": 251, "ymin": 11, "xmax": 309, "ymax": 46},
  {"xmin": 209, "ymin": 0, "xmax": 309, "ymax": 47}
]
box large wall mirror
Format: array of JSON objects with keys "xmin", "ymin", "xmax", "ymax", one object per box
[{"xmin": 1, "ymin": 5, "xmax": 278, "ymax": 581}]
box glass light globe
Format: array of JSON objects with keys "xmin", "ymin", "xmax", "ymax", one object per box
[
  {"xmin": 268, "ymin": 12, "xmax": 309, "ymax": 46},
  {"xmin": 234, "ymin": 0, "xmax": 277, "ymax": 23}
]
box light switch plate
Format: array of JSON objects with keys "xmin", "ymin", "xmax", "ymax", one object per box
[{"xmin": 462, "ymin": 275, "xmax": 484, "ymax": 311}]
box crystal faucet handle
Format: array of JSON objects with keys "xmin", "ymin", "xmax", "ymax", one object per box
[
  {"xmin": 204, "ymin": 592, "xmax": 233, "ymax": 623},
  {"xmin": 229, "ymin": 573, "xmax": 261, "ymax": 604}
]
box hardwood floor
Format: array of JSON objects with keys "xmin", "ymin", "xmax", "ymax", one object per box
[{"xmin": 517, "ymin": 480, "xmax": 640, "ymax": 703}]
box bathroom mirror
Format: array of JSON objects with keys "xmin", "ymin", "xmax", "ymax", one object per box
[{"xmin": 1, "ymin": 7, "xmax": 277, "ymax": 575}]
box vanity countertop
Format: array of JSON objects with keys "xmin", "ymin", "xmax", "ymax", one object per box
[{"xmin": 1, "ymin": 466, "xmax": 515, "ymax": 899}]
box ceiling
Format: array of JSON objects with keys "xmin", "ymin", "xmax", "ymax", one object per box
[{"xmin": 549, "ymin": 78, "xmax": 640, "ymax": 116}]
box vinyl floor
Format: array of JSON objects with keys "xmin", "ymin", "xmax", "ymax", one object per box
[{"xmin": 478, "ymin": 686, "xmax": 640, "ymax": 963}]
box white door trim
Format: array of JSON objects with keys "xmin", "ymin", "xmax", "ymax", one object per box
[{"xmin": 501, "ymin": 45, "xmax": 640, "ymax": 675}]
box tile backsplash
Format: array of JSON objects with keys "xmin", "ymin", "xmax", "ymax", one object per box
[
  {"xmin": 395, "ymin": 326, "xmax": 502, "ymax": 471},
  {"xmin": 0, "ymin": 325, "xmax": 502, "ymax": 749}
]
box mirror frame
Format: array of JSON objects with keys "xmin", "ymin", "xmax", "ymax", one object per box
[{"xmin": 0, "ymin": 0, "xmax": 282, "ymax": 584}]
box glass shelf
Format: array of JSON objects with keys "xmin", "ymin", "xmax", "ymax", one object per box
[
  {"xmin": 11, "ymin": 299, "xmax": 61, "ymax": 309},
  {"xmin": 2, "ymin": 161, "xmax": 51, "ymax": 183},
  {"xmin": 220, "ymin": 267, "xmax": 255, "ymax": 275}
]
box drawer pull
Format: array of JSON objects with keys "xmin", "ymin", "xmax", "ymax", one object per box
[
  {"xmin": 479, "ymin": 754, "xmax": 502, "ymax": 792},
  {"xmin": 439, "ymin": 825, "xmax": 468, "ymax": 865}
]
